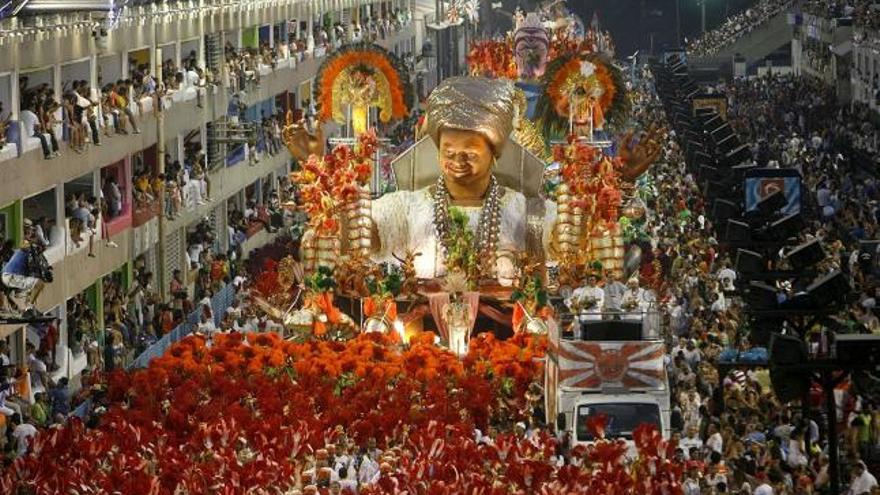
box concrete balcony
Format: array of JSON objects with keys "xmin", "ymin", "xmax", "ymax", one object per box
[
  {"xmin": 130, "ymin": 144, "xmax": 291, "ymax": 257},
  {"xmin": 28, "ymin": 145, "xmax": 290, "ymax": 314},
  {"xmin": 1, "ymin": 22, "xmax": 415, "ymax": 206},
  {"xmin": 0, "ymin": 0, "xmax": 399, "ymax": 72},
  {"xmin": 237, "ymin": 24, "xmax": 416, "ymax": 108},
  {"xmin": 0, "ymin": 93, "xmax": 216, "ymax": 207},
  {"xmin": 36, "ymin": 227, "xmax": 133, "ymax": 314}
]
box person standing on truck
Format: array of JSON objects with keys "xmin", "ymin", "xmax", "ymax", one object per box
[
  {"xmin": 603, "ymin": 271, "xmax": 626, "ymax": 312},
  {"xmin": 622, "ymin": 276, "xmax": 655, "ymax": 310},
  {"xmin": 566, "ymin": 274, "xmax": 605, "ymax": 322}
]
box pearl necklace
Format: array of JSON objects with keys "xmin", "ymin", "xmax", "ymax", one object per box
[{"xmin": 432, "ymin": 174, "xmax": 503, "ymax": 267}]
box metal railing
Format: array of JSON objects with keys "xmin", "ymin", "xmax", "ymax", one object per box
[
  {"xmin": 71, "ymin": 283, "xmax": 236, "ymax": 419},
  {"xmin": 555, "ymin": 308, "xmax": 662, "ymax": 341}
]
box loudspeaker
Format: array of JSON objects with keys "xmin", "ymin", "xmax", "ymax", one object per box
[
  {"xmin": 699, "ymin": 165, "xmax": 721, "ymax": 182},
  {"xmin": 702, "ymin": 113, "xmax": 723, "ymax": 128},
  {"xmin": 746, "ymin": 281, "xmax": 778, "ymax": 309},
  {"xmin": 769, "ymin": 333, "xmax": 810, "ymax": 402},
  {"xmin": 763, "ymin": 213, "xmax": 804, "ymax": 241},
  {"xmin": 711, "ymin": 123, "xmax": 735, "ymax": 143},
  {"xmin": 726, "ymin": 219, "xmax": 750, "ymax": 242},
  {"xmin": 735, "ymin": 249, "xmax": 764, "ymax": 274},
  {"xmin": 712, "ymin": 199, "xmax": 741, "ymax": 221},
  {"xmin": 749, "ymin": 316, "xmax": 784, "ymax": 346},
  {"xmin": 715, "ymin": 132, "xmax": 740, "ymax": 153},
  {"xmin": 805, "ymin": 270, "xmax": 850, "ymax": 307},
  {"xmin": 834, "ymin": 334, "xmax": 880, "ymax": 366},
  {"xmin": 724, "ymin": 144, "xmax": 752, "ymax": 166},
  {"xmin": 784, "ymin": 239, "xmax": 826, "ymax": 271}
]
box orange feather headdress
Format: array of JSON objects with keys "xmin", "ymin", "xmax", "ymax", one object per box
[
  {"xmin": 315, "ymin": 43, "xmax": 413, "ymax": 124},
  {"xmin": 537, "ymin": 52, "xmax": 630, "ymax": 138}
]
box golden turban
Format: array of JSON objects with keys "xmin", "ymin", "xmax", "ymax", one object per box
[{"xmin": 425, "ymin": 76, "xmax": 516, "ymax": 157}]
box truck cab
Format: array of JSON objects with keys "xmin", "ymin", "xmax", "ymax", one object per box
[{"xmin": 545, "ymin": 307, "xmax": 671, "ymax": 446}]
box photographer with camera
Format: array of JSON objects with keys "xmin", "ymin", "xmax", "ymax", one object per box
[{"xmin": 0, "ymin": 240, "xmax": 52, "ymax": 317}]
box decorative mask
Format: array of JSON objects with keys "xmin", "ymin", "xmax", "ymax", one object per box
[{"xmin": 514, "ymin": 13, "xmax": 549, "ymax": 81}]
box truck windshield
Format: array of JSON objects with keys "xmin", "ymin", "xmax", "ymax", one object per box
[{"xmin": 576, "ymin": 403, "xmax": 661, "ymax": 441}]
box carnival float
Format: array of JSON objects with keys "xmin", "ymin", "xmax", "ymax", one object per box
[
  {"xmin": 2, "ymin": 6, "xmax": 684, "ymax": 494},
  {"xmin": 275, "ymin": 10, "xmax": 663, "ymax": 342}
]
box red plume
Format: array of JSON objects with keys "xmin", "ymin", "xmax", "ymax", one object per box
[{"xmin": 584, "ymin": 412, "xmax": 609, "ymax": 440}]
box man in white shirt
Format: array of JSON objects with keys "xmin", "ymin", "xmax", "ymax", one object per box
[
  {"xmin": 27, "ymin": 345, "xmax": 48, "ymax": 396},
  {"xmin": 706, "ymin": 423, "xmax": 723, "ymax": 454},
  {"xmin": 0, "ymin": 378, "xmax": 21, "ymax": 417},
  {"xmin": 710, "ymin": 291, "xmax": 729, "ymax": 312},
  {"xmin": 357, "ymin": 454, "xmax": 379, "ymax": 486},
  {"xmin": 11, "ymin": 414, "xmax": 37, "ymax": 456},
  {"xmin": 679, "ymin": 425, "xmax": 703, "ymax": 457},
  {"xmin": 0, "ymin": 340, "xmax": 11, "ymax": 367},
  {"xmin": 716, "ymin": 262, "xmax": 737, "ymax": 291},
  {"xmin": 32, "ymin": 217, "xmax": 52, "ymax": 248},
  {"xmin": 849, "ymin": 461, "xmax": 878, "ymax": 495},
  {"xmin": 754, "ymin": 481, "xmax": 774, "ymax": 495},
  {"xmin": 226, "ymin": 299, "xmax": 243, "ymax": 319},
  {"xmin": 75, "ymin": 86, "xmax": 99, "ymax": 146},
  {"xmin": 188, "ymin": 242, "xmax": 204, "ymax": 269},
  {"xmin": 621, "ymin": 276, "xmax": 655, "ymax": 321},
  {"xmin": 197, "ymin": 313, "xmax": 217, "ymax": 338},
  {"xmin": 186, "ymin": 67, "xmax": 205, "ymax": 107},
  {"xmin": 20, "ymin": 106, "xmax": 55, "ymax": 159},
  {"xmin": 244, "ymin": 200, "xmax": 258, "ymax": 221},
  {"xmin": 566, "ymin": 275, "xmax": 604, "ymax": 322}
]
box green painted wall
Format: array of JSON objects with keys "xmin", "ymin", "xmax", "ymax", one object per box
[
  {"xmin": 242, "ymin": 28, "xmax": 259, "ymax": 49},
  {"xmin": 86, "ymin": 282, "xmax": 102, "ymax": 326},
  {"xmin": 0, "ymin": 200, "xmax": 23, "ymax": 247}
]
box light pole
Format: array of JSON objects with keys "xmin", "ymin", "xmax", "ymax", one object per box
[
  {"xmin": 154, "ymin": 26, "xmax": 168, "ymax": 303},
  {"xmin": 700, "ymin": 0, "xmax": 707, "ymax": 34},
  {"xmin": 676, "ymin": 0, "xmax": 681, "ymax": 45}
]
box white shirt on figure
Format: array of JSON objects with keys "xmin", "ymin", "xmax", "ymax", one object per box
[{"xmin": 12, "ymin": 423, "xmax": 37, "ymax": 456}]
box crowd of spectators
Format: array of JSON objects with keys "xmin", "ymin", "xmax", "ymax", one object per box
[
  {"xmin": 19, "ymin": 81, "xmax": 62, "ymax": 160},
  {"xmin": 129, "ymin": 49, "xmax": 209, "ymax": 106},
  {"xmin": 64, "ymin": 193, "xmax": 101, "ymax": 257},
  {"xmin": 853, "ymin": 52, "xmax": 880, "ymax": 109},
  {"xmin": 16, "ymin": 75, "xmax": 144, "ymax": 161},
  {"xmin": 687, "ymin": 0, "xmax": 792, "ymax": 57},
  {"xmin": 0, "ymin": 256, "xmax": 254, "ymax": 460},
  {"xmin": 631, "ymin": 62, "xmax": 880, "ymax": 492},
  {"xmin": 66, "ymin": 292, "xmax": 100, "ymax": 368},
  {"xmin": 100, "ymin": 273, "xmax": 138, "ymax": 371},
  {"xmin": 803, "ymin": 0, "xmax": 880, "ymax": 30},
  {"xmin": 723, "ymin": 74, "xmax": 879, "ymax": 175},
  {"xmin": 131, "ymin": 144, "xmax": 211, "ymax": 221},
  {"xmin": 0, "ymin": 337, "xmax": 73, "ymax": 459},
  {"xmin": 226, "ymin": 193, "xmax": 280, "ymax": 253},
  {"xmin": 13, "ymin": 51, "xmax": 213, "ymax": 164},
  {"xmin": 225, "ymin": 43, "xmax": 267, "ymax": 95},
  {"xmin": 853, "ymin": 1, "xmax": 880, "ymax": 31}
]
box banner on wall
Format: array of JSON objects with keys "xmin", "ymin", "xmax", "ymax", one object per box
[{"xmin": 744, "ymin": 168, "xmax": 802, "ymax": 215}]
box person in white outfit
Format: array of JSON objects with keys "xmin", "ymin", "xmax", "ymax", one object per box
[
  {"xmin": 566, "ymin": 275, "xmax": 605, "ymax": 322},
  {"xmin": 848, "ymin": 461, "xmax": 878, "ymax": 495}
]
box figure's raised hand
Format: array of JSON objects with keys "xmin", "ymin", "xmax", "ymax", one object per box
[
  {"xmin": 618, "ymin": 123, "xmax": 664, "ymax": 182},
  {"xmin": 282, "ymin": 110, "xmax": 325, "ymax": 162}
]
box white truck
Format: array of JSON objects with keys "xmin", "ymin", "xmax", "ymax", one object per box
[{"xmin": 545, "ymin": 312, "xmax": 671, "ymax": 445}]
